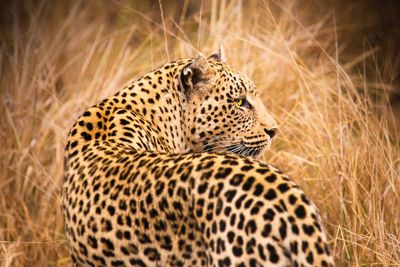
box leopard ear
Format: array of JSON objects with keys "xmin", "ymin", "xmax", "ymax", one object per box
[
  {"xmin": 208, "ymin": 45, "xmax": 226, "ymax": 62},
  {"xmin": 180, "ymin": 53, "xmax": 210, "ymax": 95}
]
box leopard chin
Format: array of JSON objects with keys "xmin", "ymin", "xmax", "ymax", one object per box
[{"xmin": 226, "ymin": 143, "xmax": 270, "ymax": 159}]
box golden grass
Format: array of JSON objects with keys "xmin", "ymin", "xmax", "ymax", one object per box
[{"xmin": 1, "ymin": 1, "xmax": 399, "ymax": 266}]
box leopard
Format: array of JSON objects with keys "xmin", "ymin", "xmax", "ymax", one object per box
[{"xmin": 61, "ymin": 49, "xmax": 334, "ymax": 267}]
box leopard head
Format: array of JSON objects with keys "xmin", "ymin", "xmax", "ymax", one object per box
[{"xmin": 180, "ymin": 51, "xmax": 278, "ymax": 159}]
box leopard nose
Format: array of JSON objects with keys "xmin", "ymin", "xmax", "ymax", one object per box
[{"xmin": 264, "ymin": 128, "xmax": 277, "ymax": 138}]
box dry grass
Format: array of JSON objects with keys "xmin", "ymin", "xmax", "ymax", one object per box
[{"xmin": 1, "ymin": 1, "xmax": 399, "ymax": 266}]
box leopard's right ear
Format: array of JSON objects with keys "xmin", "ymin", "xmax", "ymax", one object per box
[
  {"xmin": 180, "ymin": 53, "xmax": 210, "ymax": 96},
  {"xmin": 207, "ymin": 45, "xmax": 226, "ymax": 62}
]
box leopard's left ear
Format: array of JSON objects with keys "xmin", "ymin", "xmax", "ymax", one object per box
[
  {"xmin": 208, "ymin": 45, "xmax": 226, "ymax": 62},
  {"xmin": 180, "ymin": 53, "xmax": 210, "ymax": 95}
]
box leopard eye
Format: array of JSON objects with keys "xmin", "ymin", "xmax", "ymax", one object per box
[{"xmin": 235, "ymin": 98, "xmax": 252, "ymax": 109}]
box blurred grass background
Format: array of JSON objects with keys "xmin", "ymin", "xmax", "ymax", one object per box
[{"xmin": 0, "ymin": 0, "xmax": 399, "ymax": 266}]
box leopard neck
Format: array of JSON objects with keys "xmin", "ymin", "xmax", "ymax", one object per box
[{"xmin": 110, "ymin": 59, "xmax": 193, "ymax": 154}]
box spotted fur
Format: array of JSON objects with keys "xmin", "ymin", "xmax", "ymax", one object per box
[{"xmin": 62, "ymin": 53, "xmax": 334, "ymax": 266}]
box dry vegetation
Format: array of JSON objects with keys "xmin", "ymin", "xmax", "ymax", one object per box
[{"xmin": 1, "ymin": 1, "xmax": 399, "ymax": 266}]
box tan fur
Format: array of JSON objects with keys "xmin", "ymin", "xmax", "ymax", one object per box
[{"xmin": 61, "ymin": 55, "xmax": 333, "ymax": 267}]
